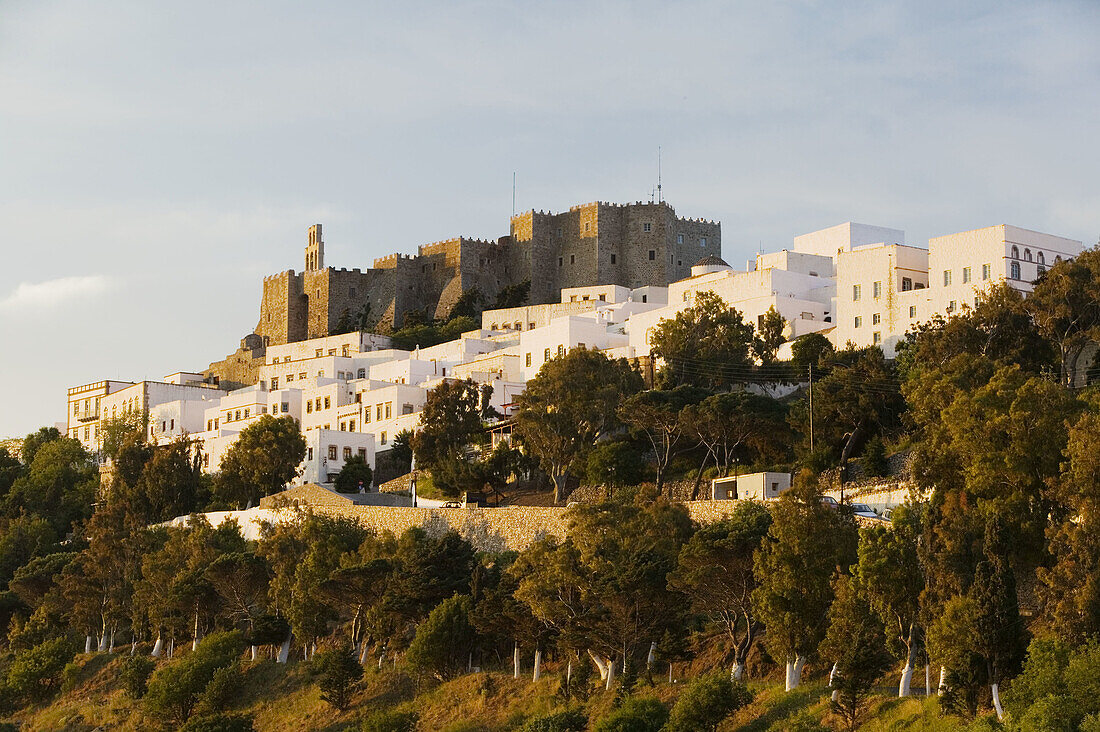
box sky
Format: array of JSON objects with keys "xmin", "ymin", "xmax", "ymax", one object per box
[{"xmin": 1, "ymin": 0, "xmax": 1099, "ymax": 438}]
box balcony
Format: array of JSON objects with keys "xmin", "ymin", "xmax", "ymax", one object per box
[{"xmin": 76, "ymin": 412, "xmax": 99, "ymax": 423}]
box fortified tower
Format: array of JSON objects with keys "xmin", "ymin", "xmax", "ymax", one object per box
[{"xmin": 305, "ymin": 224, "xmax": 324, "ymax": 271}]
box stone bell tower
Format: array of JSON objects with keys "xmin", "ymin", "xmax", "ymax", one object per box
[{"xmin": 305, "ymin": 224, "xmax": 324, "ymax": 272}]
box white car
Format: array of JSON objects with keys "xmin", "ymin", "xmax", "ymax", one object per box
[{"xmin": 848, "ymin": 502, "xmax": 883, "ymax": 520}]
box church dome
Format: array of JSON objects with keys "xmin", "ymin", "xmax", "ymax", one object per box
[{"xmin": 691, "ymin": 255, "xmax": 731, "ymax": 277}]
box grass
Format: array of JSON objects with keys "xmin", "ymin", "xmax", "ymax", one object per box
[{"xmin": 4, "ymin": 651, "xmax": 979, "ymax": 731}]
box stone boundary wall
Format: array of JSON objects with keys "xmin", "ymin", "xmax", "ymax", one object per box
[{"xmin": 258, "ymin": 486, "xmax": 761, "ymax": 552}]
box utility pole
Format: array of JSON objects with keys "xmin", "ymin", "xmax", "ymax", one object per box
[{"xmin": 808, "ymin": 363, "xmax": 814, "ymax": 453}]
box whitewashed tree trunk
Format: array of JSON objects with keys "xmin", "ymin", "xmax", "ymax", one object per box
[
  {"xmin": 785, "ymin": 655, "xmax": 805, "ymax": 691},
  {"xmin": 566, "ymin": 660, "xmax": 573, "ymax": 690},
  {"xmin": 151, "ymin": 634, "xmax": 163, "ymax": 657},
  {"xmin": 108, "ymin": 627, "xmax": 115, "ymax": 652},
  {"xmin": 992, "ymin": 683, "xmax": 1004, "ymax": 721},
  {"xmin": 533, "ymin": 648, "xmax": 542, "ymax": 681},
  {"xmin": 588, "ymin": 649, "xmax": 609, "ymax": 681},
  {"xmin": 731, "ymin": 661, "xmax": 744, "ymax": 682},
  {"xmin": 167, "ymin": 637, "xmax": 174, "ymax": 659},
  {"xmin": 192, "ymin": 610, "xmax": 201, "ymax": 651},
  {"xmin": 898, "ymin": 658, "xmax": 913, "ymax": 697},
  {"xmin": 646, "ymin": 641, "xmax": 657, "ymax": 669},
  {"xmin": 276, "ymin": 635, "xmax": 291, "ymax": 663},
  {"xmin": 251, "ymin": 645, "xmax": 258, "ymax": 661},
  {"xmin": 358, "ymin": 640, "xmax": 369, "ymax": 665},
  {"xmin": 829, "ymin": 660, "xmax": 839, "ymax": 702},
  {"xmin": 85, "ymin": 635, "xmax": 94, "ymax": 654},
  {"xmin": 937, "ymin": 665, "xmax": 947, "ymax": 696},
  {"xmin": 605, "ymin": 657, "xmax": 616, "ymax": 690},
  {"xmin": 513, "ymin": 642, "xmax": 521, "ymax": 679},
  {"xmin": 378, "ymin": 650, "xmax": 385, "ymax": 670},
  {"xmin": 131, "ymin": 637, "xmax": 137, "ymax": 656},
  {"xmin": 669, "ymin": 662, "xmax": 673, "ymax": 684},
  {"xmin": 925, "ymin": 664, "xmax": 931, "ymax": 697}
]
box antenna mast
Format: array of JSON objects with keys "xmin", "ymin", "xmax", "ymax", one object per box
[
  {"xmin": 657, "ymin": 146, "xmax": 663, "ymax": 203},
  {"xmin": 511, "ymin": 172, "xmax": 516, "ymax": 217}
]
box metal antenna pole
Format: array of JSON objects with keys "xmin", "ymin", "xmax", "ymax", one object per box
[
  {"xmin": 512, "ymin": 172, "xmax": 516, "ymax": 217},
  {"xmin": 657, "ymin": 146, "xmax": 662, "ymax": 203}
]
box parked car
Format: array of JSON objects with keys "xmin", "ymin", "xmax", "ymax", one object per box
[
  {"xmin": 848, "ymin": 502, "xmax": 887, "ymax": 521},
  {"xmin": 441, "ymin": 501, "xmax": 462, "ymax": 508},
  {"xmin": 820, "ymin": 496, "xmax": 839, "ymax": 509}
]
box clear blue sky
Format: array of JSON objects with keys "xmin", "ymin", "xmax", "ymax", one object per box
[{"xmin": 1, "ymin": 1, "xmax": 1098, "ymax": 438}]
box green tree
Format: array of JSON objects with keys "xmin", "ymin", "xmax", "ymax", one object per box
[
  {"xmin": 406, "ymin": 594, "xmax": 476, "ymax": 680},
  {"xmin": 135, "ymin": 436, "xmax": 203, "ymax": 521},
  {"xmin": 448, "ymin": 287, "xmax": 485, "ymax": 320},
  {"xmin": 390, "ymin": 429, "xmax": 414, "ymax": 475},
  {"xmin": 384, "ymin": 529, "xmax": 475, "ymax": 624},
  {"xmin": 790, "ymin": 332, "xmax": 834, "ymax": 368},
  {"xmin": 857, "ymin": 525, "xmax": 924, "ymax": 696},
  {"xmin": 618, "ymin": 386, "xmax": 708, "ymax": 493},
  {"xmin": 334, "ymin": 454, "xmax": 373, "ymax": 493},
  {"xmin": 752, "ymin": 472, "xmax": 858, "ymax": 690},
  {"xmin": 120, "ymin": 655, "xmax": 157, "ymax": 698},
  {"xmin": 751, "ymin": 305, "xmax": 786, "ymax": 364},
  {"xmin": 19, "ymin": 426, "xmax": 61, "ymax": 467},
  {"xmin": 649, "ymin": 290, "xmax": 754, "ymax": 389},
  {"xmin": 592, "ymin": 696, "xmax": 668, "ymax": 732},
  {"xmin": 98, "ymin": 410, "xmax": 149, "ymax": 461},
  {"xmin": 665, "ymin": 672, "xmax": 752, "ymax": 732},
  {"xmin": 514, "ymin": 349, "xmax": 643, "ymax": 503},
  {"xmin": 144, "ymin": 630, "xmax": 246, "ymax": 725},
  {"xmin": 5, "ymin": 636, "xmax": 75, "ymax": 702},
  {"xmin": 819, "ymin": 573, "xmax": 892, "ymax": 731},
  {"xmin": 313, "ymin": 643, "xmax": 362, "ymax": 710},
  {"xmin": 412, "ymin": 379, "xmax": 490, "ymax": 498},
  {"xmin": 0, "ymin": 447, "xmax": 23, "ymax": 500},
  {"xmin": 5, "ymin": 436, "xmax": 99, "ymax": 534},
  {"xmin": 216, "ymin": 415, "xmax": 306, "ymax": 506},
  {"xmin": 668, "ymin": 502, "xmax": 771, "ymax": 681},
  {"xmin": 860, "ymin": 435, "xmax": 888, "ymax": 478},
  {"xmin": 681, "ymin": 391, "xmax": 789, "ymax": 485},
  {"xmin": 584, "ymin": 441, "xmax": 644, "ymax": 492},
  {"xmin": 1025, "ymin": 247, "xmax": 1100, "ymax": 384},
  {"xmin": 0, "ymin": 514, "xmax": 58, "ymax": 587},
  {"xmin": 493, "ymin": 279, "xmax": 531, "ymax": 309}
]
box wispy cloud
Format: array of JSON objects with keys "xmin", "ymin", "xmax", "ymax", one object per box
[{"xmin": 0, "ymin": 275, "xmax": 110, "ymax": 313}]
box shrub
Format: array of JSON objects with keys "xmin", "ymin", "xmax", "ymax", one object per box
[
  {"xmin": 179, "ymin": 713, "xmax": 256, "ymax": 732},
  {"xmin": 334, "ymin": 455, "xmax": 373, "ymax": 493},
  {"xmin": 665, "ymin": 673, "xmax": 752, "ymax": 732},
  {"xmin": 406, "ymin": 595, "xmax": 475, "ymax": 680},
  {"xmin": 120, "ymin": 655, "xmax": 157, "ymax": 698},
  {"xmin": 144, "ymin": 630, "xmax": 246, "ymax": 725},
  {"xmin": 313, "ymin": 644, "xmax": 362, "ymax": 711},
  {"xmin": 6, "ymin": 636, "xmax": 76, "ymax": 702},
  {"xmin": 592, "ymin": 696, "xmax": 668, "ymax": 732},
  {"xmin": 61, "ymin": 660, "xmax": 81, "ymax": 692},
  {"xmin": 360, "ymin": 708, "xmax": 419, "ymax": 732},
  {"xmin": 520, "ymin": 708, "xmax": 587, "ymax": 732},
  {"xmin": 198, "ymin": 661, "xmax": 244, "ymax": 714}
]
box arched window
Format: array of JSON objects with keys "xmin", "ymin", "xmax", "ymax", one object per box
[
  {"xmin": 1011, "ymin": 246, "xmax": 1020, "ymax": 259},
  {"xmin": 1056, "ymin": 255, "xmax": 1063, "ymax": 263},
  {"xmin": 1011, "ymin": 261, "xmax": 1021, "ymax": 280},
  {"xmin": 1038, "ymin": 251, "xmax": 1045, "ymax": 265},
  {"xmin": 1024, "ymin": 248, "xmax": 1033, "ymax": 262}
]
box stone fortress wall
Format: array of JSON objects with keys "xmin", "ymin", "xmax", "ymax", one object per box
[{"xmin": 253, "ymin": 201, "xmax": 720, "ymax": 348}]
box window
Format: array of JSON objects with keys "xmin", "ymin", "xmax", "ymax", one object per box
[
  {"xmin": 648, "ymin": 250, "xmax": 655, "ymax": 261},
  {"xmin": 544, "ymin": 348, "xmax": 551, "ymax": 361},
  {"xmin": 286, "ymin": 374, "xmax": 294, "ymax": 382},
  {"xmin": 641, "ymin": 295, "xmax": 647, "ymax": 303},
  {"xmin": 872, "ymin": 313, "xmax": 881, "ymax": 325},
  {"xmin": 700, "ymin": 237, "xmax": 707, "ymax": 247},
  {"xmin": 909, "ymin": 305, "xmax": 917, "ymax": 318},
  {"xmin": 873, "ymin": 281, "xmax": 882, "ymax": 299},
  {"xmin": 558, "ymin": 257, "xmax": 563, "ymax": 267},
  {"xmin": 84, "ymin": 426, "xmax": 90, "ymax": 440},
  {"xmin": 570, "ymin": 254, "xmax": 575, "ymax": 264},
  {"xmin": 852, "ymin": 284, "xmax": 861, "ymax": 301},
  {"xmin": 358, "ymin": 448, "xmax": 367, "ymax": 459},
  {"xmin": 376, "ymin": 404, "xmax": 383, "ymax": 420},
  {"xmin": 598, "ymin": 294, "xmax": 605, "ymax": 301},
  {"xmin": 315, "ymin": 398, "xmax": 321, "ymax": 411},
  {"xmin": 854, "ymin": 316, "xmax": 862, "ymax": 328},
  {"xmin": 584, "ymin": 222, "xmax": 590, "ymax": 232},
  {"xmin": 316, "ymin": 349, "xmax": 323, "ymax": 357},
  {"xmin": 340, "ymin": 421, "xmax": 346, "ymax": 431},
  {"xmin": 529, "ymin": 322, "xmax": 535, "ymax": 329},
  {"xmin": 364, "ymin": 407, "xmax": 370, "ymax": 423},
  {"xmin": 943, "ymin": 270, "xmax": 952, "ymax": 286},
  {"xmin": 557, "ymin": 344, "xmax": 565, "ymax": 357},
  {"xmin": 1024, "ymin": 248, "xmax": 1033, "ymax": 262},
  {"xmin": 343, "ymin": 447, "xmax": 352, "ymax": 460},
  {"xmin": 299, "ymin": 372, "xmax": 307, "ymax": 380},
  {"xmin": 525, "ymin": 353, "xmax": 532, "ymax": 367},
  {"xmin": 1038, "ymin": 251, "xmax": 1046, "ymax": 265},
  {"xmin": 1038, "ymin": 265, "xmax": 1046, "ymax": 276},
  {"xmin": 677, "ymin": 234, "xmax": 684, "ymax": 244},
  {"xmin": 380, "ymin": 432, "xmax": 387, "ymax": 445},
  {"xmin": 902, "ymin": 277, "xmax": 912, "ymax": 292},
  {"xmin": 981, "ymin": 263, "xmax": 990, "ymax": 281},
  {"xmin": 1011, "ymin": 245, "xmax": 1020, "ymax": 259},
  {"xmin": 271, "ymin": 377, "xmax": 279, "ymax": 390},
  {"xmin": 349, "ymin": 419, "xmax": 355, "ymax": 431},
  {"xmin": 873, "ymin": 331, "xmax": 882, "ymax": 345},
  {"xmin": 243, "ymin": 409, "xmax": 249, "ymax": 419},
  {"xmin": 947, "ymin": 300, "xmax": 957, "ymax": 313},
  {"xmin": 207, "ymin": 419, "xmax": 213, "ymax": 430},
  {"xmin": 643, "ymin": 222, "xmax": 651, "ymax": 232},
  {"xmin": 235, "ymin": 410, "xmax": 241, "ymax": 420},
  {"xmin": 324, "ymin": 397, "xmax": 331, "ymax": 410},
  {"xmin": 1011, "ymin": 261, "xmax": 1021, "ymax": 279},
  {"xmin": 357, "ymin": 368, "xmax": 365, "ymax": 379},
  {"xmin": 962, "ymin": 267, "xmax": 971, "ymax": 283},
  {"xmin": 328, "ymin": 349, "xmax": 336, "ymax": 356},
  {"xmin": 281, "ymin": 402, "xmax": 289, "ymax": 413},
  {"xmin": 306, "ymin": 401, "xmax": 313, "ymax": 413},
  {"xmin": 328, "ymin": 445, "xmax": 337, "ymax": 460},
  {"xmin": 610, "ymin": 254, "xmax": 616, "ymax": 264},
  {"xmin": 385, "ymin": 402, "xmax": 392, "ymax": 419}
]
